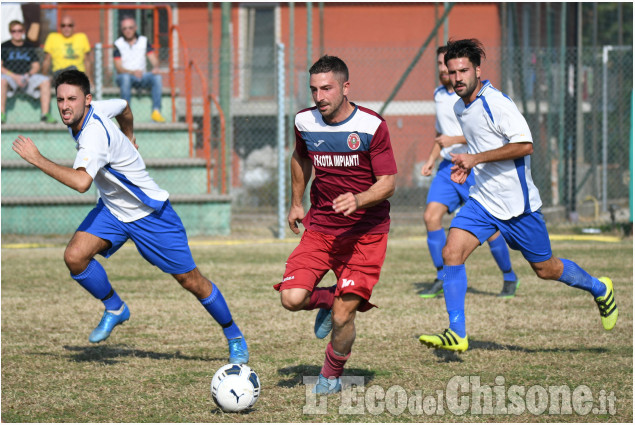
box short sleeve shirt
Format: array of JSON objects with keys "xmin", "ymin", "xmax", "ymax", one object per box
[
  {"xmin": 434, "ymin": 85, "xmax": 468, "ymax": 160},
  {"xmin": 294, "ymin": 104, "xmax": 398, "ymax": 236},
  {"xmin": 43, "ymin": 32, "xmax": 91, "ymax": 72},
  {"xmin": 453, "ymin": 80, "xmax": 542, "ymax": 220},
  {"xmin": 113, "ymin": 35, "xmax": 153, "ymax": 72},
  {"xmin": 1, "ymin": 40, "xmax": 39, "ymax": 74},
  {"xmin": 71, "ymin": 100, "xmax": 169, "ymax": 222}
]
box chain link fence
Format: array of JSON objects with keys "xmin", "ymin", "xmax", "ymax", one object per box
[{"xmin": 2, "ymin": 44, "xmax": 632, "ymax": 233}]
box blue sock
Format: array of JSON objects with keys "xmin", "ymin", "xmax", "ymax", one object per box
[
  {"xmin": 442, "ymin": 264, "xmax": 468, "ymax": 338},
  {"xmin": 488, "ymin": 234, "xmax": 517, "ymax": 282},
  {"xmin": 200, "ymin": 282, "xmax": 243, "ymax": 340},
  {"xmin": 427, "ymin": 229, "xmax": 446, "ymax": 280},
  {"xmin": 71, "ymin": 259, "xmax": 123, "ymax": 311},
  {"xmin": 558, "ymin": 258, "xmax": 606, "ymax": 298}
]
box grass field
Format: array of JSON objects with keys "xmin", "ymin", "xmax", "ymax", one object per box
[{"xmin": 1, "ymin": 227, "xmax": 632, "ymax": 422}]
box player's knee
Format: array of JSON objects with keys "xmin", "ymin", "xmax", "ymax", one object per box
[
  {"xmin": 331, "ymin": 309, "xmax": 355, "ymax": 330},
  {"xmin": 423, "ymin": 209, "xmax": 441, "ymax": 229},
  {"xmin": 442, "ymin": 244, "xmax": 462, "ymax": 265},
  {"xmin": 63, "ymin": 245, "xmax": 89, "ymax": 273},
  {"xmin": 280, "ymin": 290, "xmax": 307, "ymax": 311}
]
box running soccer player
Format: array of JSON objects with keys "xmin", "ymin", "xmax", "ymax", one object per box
[
  {"xmin": 420, "ymin": 45, "xmax": 519, "ymax": 299},
  {"xmin": 12, "ymin": 70, "xmax": 249, "ymax": 364},
  {"xmin": 418, "ymin": 39, "xmax": 617, "ymax": 352},
  {"xmin": 274, "ymin": 55, "xmax": 397, "ymax": 394}
]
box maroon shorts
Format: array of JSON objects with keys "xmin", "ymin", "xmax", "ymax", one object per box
[{"xmin": 273, "ymin": 229, "xmax": 388, "ymax": 302}]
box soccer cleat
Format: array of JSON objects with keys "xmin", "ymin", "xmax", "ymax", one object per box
[
  {"xmin": 41, "ymin": 113, "xmax": 57, "ymax": 124},
  {"xmin": 419, "ymin": 278, "xmax": 444, "ymax": 298},
  {"xmin": 151, "ymin": 109, "xmax": 166, "ymax": 123},
  {"xmin": 595, "ymin": 277, "xmax": 618, "ymax": 331},
  {"xmin": 497, "ymin": 280, "xmax": 520, "ymax": 298},
  {"xmin": 419, "ymin": 328, "xmax": 468, "ymax": 352},
  {"xmin": 314, "ymin": 308, "xmax": 333, "ymax": 339},
  {"xmin": 89, "ymin": 302, "xmax": 130, "ymax": 343},
  {"xmin": 228, "ymin": 336, "xmax": 249, "ymax": 364},
  {"xmin": 313, "ymin": 374, "xmax": 342, "ymax": 394},
  {"xmin": 1, "ymin": 112, "xmax": 6, "ymax": 123}
]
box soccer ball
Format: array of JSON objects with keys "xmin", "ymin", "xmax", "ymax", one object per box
[{"xmin": 211, "ymin": 363, "xmax": 261, "ymax": 412}]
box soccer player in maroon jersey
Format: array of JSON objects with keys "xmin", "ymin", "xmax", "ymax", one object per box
[{"xmin": 273, "ymin": 55, "xmax": 398, "ymax": 394}]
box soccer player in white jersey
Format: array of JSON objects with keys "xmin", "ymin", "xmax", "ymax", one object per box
[
  {"xmin": 12, "ymin": 70, "xmax": 249, "ymax": 364},
  {"xmin": 420, "ymin": 45, "xmax": 519, "ymax": 299},
  {"xmin": 418, "ymin": 39, "xmax": 617, "ymax": 352}
]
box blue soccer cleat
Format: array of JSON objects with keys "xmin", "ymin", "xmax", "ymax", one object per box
[
  {"xmin": 313, "ymin": 374, "xmax": 342, "ymax": 394},
  {"xmin": 314, "ymin": 308, "xmax": 333, "ymax": 339},
  {"xmin": 89, "ymin": 303, "xmax": 130, "ymax": 343},
  {"xmin": 228, "ymin": 336, "xmax": 249, "ymax": 364}
]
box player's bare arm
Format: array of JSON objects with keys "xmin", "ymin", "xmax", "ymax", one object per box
[
  {"xmin": 422, "ymin": 136, "xmax": 442, "ymax": 176},
  {"xmin": 288, "ymin": 150, "xmax": 313, "ymax": 233},
  {"xmin": 435, "ymin": 134, "xmax": 467, "ymax": 148},
  {"xmin": 332, "ymin": 174, "xmax": 396, "ymax": 217},
  {"xmin": 451, "ymin": 141, "xmax": 533, "ymax": 170},
  {"xmin": 115, "ymin": 102, "xmax": 136, "ymax": 148},
  {"xmin": 12, "ymin": 135, "xmax": 93, "ymax": 193}
]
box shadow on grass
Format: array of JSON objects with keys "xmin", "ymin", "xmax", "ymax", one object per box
[
  {"xmin": 412, "ymin": 281, "xmax": 498, "ymax": 297},
  {"xmin": 60, "ymin": 345, "xmax": 222, "ymax": 364},
  {"xmin": 276, "ymin": 364, "xmax": 376, "ymax": 388},
  {"xmin": 469, "ymin": 339, "xmax": 610, "ymax": 354}
]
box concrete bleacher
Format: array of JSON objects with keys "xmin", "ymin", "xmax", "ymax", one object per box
[{"xmin": 1, "ymin": 87, "xmax": 231, "ymax": 236}]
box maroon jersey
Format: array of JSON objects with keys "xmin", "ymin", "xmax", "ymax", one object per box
[{"xmin": 294, "ymin": 104, "xmax": 398, "ymax": 236}]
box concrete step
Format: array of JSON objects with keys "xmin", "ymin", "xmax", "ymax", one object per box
[
  {"xmin": 1, "ymin": 158, "xmax": 213, "ymax": 197},
  {"xmin": 1, "ymin": 122, "xmax": 193, "ymax": 160},
  {"xmin": 1, "ymin": 193, "xmax": 231, "ymax": 236}
]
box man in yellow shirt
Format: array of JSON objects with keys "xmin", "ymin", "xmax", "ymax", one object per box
[{"xmin": 42, "ymin": 15, "xmax": 91, "ymax": 79}]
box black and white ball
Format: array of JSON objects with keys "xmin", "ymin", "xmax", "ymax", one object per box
[{"xmin": 211, "ymin": 364, "xmax": 261, "ymax": 412}]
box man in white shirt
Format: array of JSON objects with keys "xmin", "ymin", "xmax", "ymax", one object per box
[
  {"xmin": 12, "ymin": 70, "xmax": 248, "ymax": 364},
  {"xmin": 418, "ymin": 39, "xmax": 617, "ymax": 352},
  {"xmin": 419, "ymin": 45, "xmax": 519, "ymax": 299},
  {"xmin": 113, "ymin": 17, "xmax": 165, "ymax": 123}
]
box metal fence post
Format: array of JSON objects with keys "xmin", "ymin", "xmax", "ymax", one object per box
[
  {"xmin": 277, "ymin": 42, "xmax": 286, "ymax": 239},
  {"xmin": 94, "ymin": 42, "xmax": 103, "ymax": 100}
]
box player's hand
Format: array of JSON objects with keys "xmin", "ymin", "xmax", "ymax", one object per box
[
  {"xmin": 450, "ymin": 152, "xmax": 478, "ymax": 170},
  {"xmin": 12, "ymin": 135, "xmax": 42, "ymax": 165},
  {"xmin": 288, "ymin": 204, "xmax": 305, "ymax": 234},
  {"xmin": 435, "ymin": 134, "xmax": 455, "ymax": 148},
  {"xmin": 332, "ymin": 192, "xmax": 358, "ymax": 216},
  {"xmin": 450, "ymin": 164, "xmax": 470, "ymax": 184},
  {"xmin": 421, "ymin": 160, "xmax": 435, "ymax": 176},
  {"xmin": 130, "ymin": 135, "xmax": 138, "ymax": 150}
]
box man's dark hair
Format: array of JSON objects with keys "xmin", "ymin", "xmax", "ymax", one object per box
[
  {"xmin": 444, "ymin": 38, "xmax": 486, "ymax": 67},
  {"xmin": 309, "ymin": 55, "xmax": 349, "ymax": 82},
  {"xmin": 54, "ymin": 69, "xmax": 91, "ymax": 96},
  {"xmin": 436, "ymin": 45, "xmax": 448, "ymax": 56}
]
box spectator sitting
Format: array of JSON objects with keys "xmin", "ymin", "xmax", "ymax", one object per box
[
  {"xmin": 1, "ymin": 20, "xmax": 55, "ymax": 124},
  {"xmin": 114, "ymin": 17, "xmax": 166, "ymax": 123},
  {"xmin": 42, "ymin": 15, "xmax": 92, "ymax": 80}
]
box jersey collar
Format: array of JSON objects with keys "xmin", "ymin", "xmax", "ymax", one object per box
[{"xmin": 70, "ymin": 104, "xmax": 94, "ymax": 141}]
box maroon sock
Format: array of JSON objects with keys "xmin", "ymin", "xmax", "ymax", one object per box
[
  {"xmin": 303, "ymin": 285, "xmax": 336, "ymax": 311},
  {"xmin": 320, "ymin": 342, "xmax": 351, "ymax": 379}
]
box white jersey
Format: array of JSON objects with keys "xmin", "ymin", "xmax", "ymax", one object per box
[
  {"xmin": 71, "ymin": 99, "xmax": 169, "ymax": 222},
  {"xmin": 434, "ymin": 85, "xmax": 467, "ymax": 160},
  {"xmin": 453, "ymin": 80, "xmax": 542, "ymax": 220}
]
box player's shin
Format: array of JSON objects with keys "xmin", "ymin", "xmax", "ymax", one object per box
[
  {"xmin": 71, "ymin": 258, "xmax": 123, "ymax": 311},
  {"xmin": 443, "ymin": 264, "xmax": 468, "ymax": 338},
  {"xmin": 199, "ymin": 282, "xmax": 243, "ymax": 340}
]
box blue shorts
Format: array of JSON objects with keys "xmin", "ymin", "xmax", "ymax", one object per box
[
  {"xmin": 450, "ymin": 198, "xmax": 553, "ymax": 263},
  {"xmin": 77, "ymin": 199, "xmax": 197, "ymax": 274},
  {"xmin": 426, "ymin": 159, "xmax": 474, "ymax": 214}
]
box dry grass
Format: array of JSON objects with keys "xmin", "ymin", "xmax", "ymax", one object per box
[{"xmin": 1, "ymin": 229, "xmax": 632, "ymax": 422}]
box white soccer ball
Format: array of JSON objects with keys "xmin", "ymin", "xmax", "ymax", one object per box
[{"xmin": 211, "ymin": 363, "xmax": 261, "ymax": 412}]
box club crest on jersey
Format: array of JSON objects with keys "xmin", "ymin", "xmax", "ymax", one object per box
[{"xmin": 347, "ymin": 133, "xmax": 361, "ymax": 151}]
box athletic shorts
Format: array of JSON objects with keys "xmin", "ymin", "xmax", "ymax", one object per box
[
  {"xmin": 76, "ymin": 199, "xmax": 197, "ymax": 274},
  {"xmin": 274, "ymin": 229, "xmax": 388, "ymax": 303},
  {"xmin": 450, "ymin": 197, "xmax": 553, "ymax": 263},
  {"xmin": 426, "ymin": 159, "xmax": 474, "ymax": 214},
  {"xmin": 1, "ymin": 73, "xmax": 49, "ymax": 99}
]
